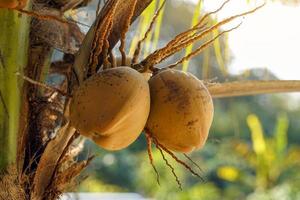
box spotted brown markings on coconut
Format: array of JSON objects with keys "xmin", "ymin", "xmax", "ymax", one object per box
[
  {"xmin": 146, "ymin": 69, "xmax": 214, "ymax": 153},
  {"xmin": 70, "ymin": 67, "xmax": 150, "ymax": 151},
  {"xmin": 145, "ymin": 69, "xmax": 213, "ymax": 189}
]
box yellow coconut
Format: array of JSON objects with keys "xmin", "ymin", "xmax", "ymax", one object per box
[
  {"xmin": 146, "ymin": 69, "xmax": 214, "ymax": 153},
  {"xmin": 70, "ymin": 67, "xmax": 150, "ymax": 150}
]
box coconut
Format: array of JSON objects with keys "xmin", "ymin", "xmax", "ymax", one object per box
[
  {"xmin": 146, "ymin": 69, "xmax": 214, "ymax": 153},
  {"xmin": 70, "ymin": 67, "xmax": 150, "ymax": 150}
]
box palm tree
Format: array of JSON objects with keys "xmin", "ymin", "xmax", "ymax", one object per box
[{"xmin": 0, "ymin": 0, "xmax": 299, "ymax": 199}]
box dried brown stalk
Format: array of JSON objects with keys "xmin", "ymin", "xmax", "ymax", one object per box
[
  {"xmin": 207, "ymin": 80, "xmax": 300, "ymax": 98},
  {"xmin": 16, "ymin": 9, "xmax": 71, "ymax": 25},
  {"xmin": 119, "ymin": 0, "xmax": 138, "ymax": 66},
  {"xmin": 161, "ymin": 3, "xmax": 264, "ymax": 62},
  {"xmin": 103, "ymin": 38, "xmax": 111, "ymax": 69},
  {"xmin": 139, "ymin": 3, "xmax": 265, "ymax": 72},
  {"xmin": 145, "ymin": 132, "xmax": 160, "ymax": 185},
  {"xmin": 30, "ymin": 7, "xmax": 84, "ymax": 54},
  {"xmin": 155, "ymin": 142, "xmax": 182, "ymax": 190},
  {"xmin": 167, "ymin": 0, "xmax": 230, "ymax": 48},
  {"xmin": 88, "ymin": 0, "xmax": 119, "ymax": 74},
  {"xmin": 192, "ymin": 0, "xmax": 230, "ymax": 29},
  {"xmin": 166, "ymin": 22, "xmax": 242, "ymax": 68},
  {"xmin": 51, "ymin": 156, "xmax": 94, "ymax": 193},
  {"xmin": 145, "ymin": 128, "xmax": 204, "ymax": 188},
  {"xmin": 102, "ymin": 21, "xmax": 114, "ymax": 70},
  {"xmin": 31, "ymin": 123, "xmax": 76, "ymax": 200},
  {"xmin": 16, "ymin": 72, "xmax": 69, "ymax": 97},
  {"xmin": 151, "ymin": 135, "xmax": 204, "ymax": 181},
  {"xmin": 73, "ymin": 0, "xmax": 153, "ymax": 83},
  {"xmin": 60, "ymin": 0, "xmax": 86, "ymax": 12},
  {"xmin": 183, "ymin": 153, "xmax": 203, "ymax": 173},
  {"xmin": 132, "ymin": 0, "xmax": 166, "ymax": 64}
]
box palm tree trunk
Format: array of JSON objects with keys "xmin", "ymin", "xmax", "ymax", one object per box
[{"xmin": 0, "ymin": 7, "xmax": 30, "ymax": 171}]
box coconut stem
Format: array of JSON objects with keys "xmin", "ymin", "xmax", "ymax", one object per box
[
  {"xmin": 145, "ymin": 132, "xmax": 160, "ymax": 185},
  {"xmin": 166, "ymin": 22, "xmax": 242, "ymax": 69},
  {"xmin": 151, "ymin": 135, "xmax": 204, "ymax": 181},
  {"xmin": 183, "ymin": 153, "xmax": 204, "ymax": 173},
  {"xmin": 207, "ymin": 80, "xmax": 300, "ymax": 98},
  {"xmin": 155, "ymin": 142, "xmax": 182, "ymax": 190},
  {"xmin": 119, "ymin": 0, "xmax": 138, "ymax": 66},
  {"xmin": 89, "ymin": 0, "xmax": 118, "ymax": 75}
]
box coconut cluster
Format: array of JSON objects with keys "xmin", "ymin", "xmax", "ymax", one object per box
[{"xmin": 70, "ymin": 65, "xmax": 214, "ymax": 152}]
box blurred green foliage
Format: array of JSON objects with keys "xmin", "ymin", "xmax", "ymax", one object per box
[{"xmin": 78, "ymin": 111, "xmax": 300, "ymax": 199}]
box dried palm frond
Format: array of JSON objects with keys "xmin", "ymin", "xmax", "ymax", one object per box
[
  {"xmin": 0, "ymin": 167, "xmax": 26, "ymax": 200},
  {"xmin": 136, "ymin": 2, "xmax": 265, "ymax": 72}
]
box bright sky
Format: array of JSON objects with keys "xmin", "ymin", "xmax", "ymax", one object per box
[{"xmin": 186, "ymin": 0, "xmax": 300, "ymax": 80}]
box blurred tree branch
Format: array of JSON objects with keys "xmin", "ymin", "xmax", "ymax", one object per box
[{"xmin": 208, "ymin": 80, "xmax": 300, "ymax": 98}]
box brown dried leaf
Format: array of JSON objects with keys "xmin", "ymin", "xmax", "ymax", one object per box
[
  {"xmin": 31, "ymin": 123, "xmax": 76, "ymax": 200},
  {"xmin": 73, "ymin": 0, "xmax": 153, "ymax": 84},
  {"xmin": 31, "ymin": 7, "xmax": 84, "ymax": 54},
  {"xmin": 53, "ymin": 156, "xmax": 93, "ymax": 191}
]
